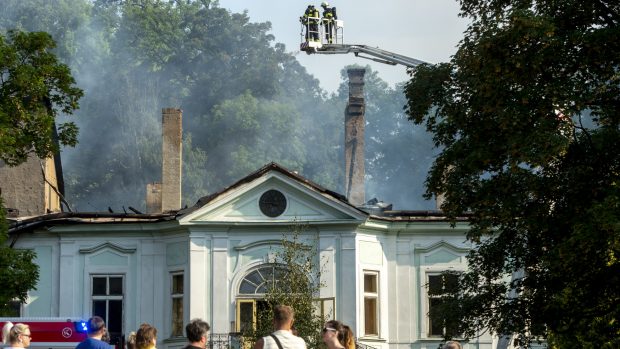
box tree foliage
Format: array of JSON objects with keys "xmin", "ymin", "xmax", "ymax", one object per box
[
  {"xmin": 0, "ymin": 29, "xmax": 79, "ymax": 312},
  {"xmin": 246, "ymin": 224, "xmax": 326, "ymax": 349},
  {"xmin": 0, "ymin": 30, "xmax": 83, "ymax": 165},
  {"xmin": 0, "ymin": 198, "xmax": 40, "ymax": 316},
  {"xmin": 0, "ymin": 0, "xmax": 435, "ymax": 212},
  {"xmin": 404, "ymin": 0, "xmax": 620, "ymax": 347}
]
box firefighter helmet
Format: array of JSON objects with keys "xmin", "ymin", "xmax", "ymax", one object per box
[{"xmin": 321, "ymin": 2, "xmax": 329, "ymax": 7}]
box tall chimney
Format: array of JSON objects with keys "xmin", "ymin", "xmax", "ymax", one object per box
[
  {"xmin": 161, "ymin": 108, "xmax": 182, "ymax": 211},
  {"xmin": 344, "ymin": 68, "xmax": 366, "ymax": 206}
]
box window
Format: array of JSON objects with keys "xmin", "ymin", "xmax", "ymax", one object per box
[
  {"xmin": 235, "ymin": 264, "xmax": 288, "ymax": 333},
  {"xmin": 92, "ymin": 275, "xmax": 123, "ymax": 345},
  {"xmin": 6, "ymin": 300, "xmax": 21, "ymax": 317},
  {"xmin": 239, "ymin": 264, "xmax": 289, "ymax": 295},
  {"xmin": 427, "ymin": 273, "xmax": 459, "ymax": 337},
  {"xmin": 236, "ymin": 299, "xmax": 270, "ymax": 333},
  {"xmin": 363, "ymin": 271, "xmax": 379, "ymax": 336},
  {"xmin": 171, "ymin": 273, "xmax": 184, "ymax": 337}
]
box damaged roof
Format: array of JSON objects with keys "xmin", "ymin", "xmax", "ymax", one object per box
[
  {"xmin": 177, "ymin": 162, "xmax": 358, "ymax": 216},
  {"xmin": 8, "ymin": 162, "xmax": 467, "ymax": 234}
]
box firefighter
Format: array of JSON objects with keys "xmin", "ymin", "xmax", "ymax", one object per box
[
  {"xmin": 321, "ymin": 2, "xmax": 337, "ymax": 43},
  {"xmin": 300, "ymin": 5, "xmax": 320, "ymax": 42}
]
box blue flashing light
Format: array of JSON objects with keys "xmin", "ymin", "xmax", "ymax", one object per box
[{"xmin": 75, "ymin": 321, "xmax": 88, "ymax": 333}]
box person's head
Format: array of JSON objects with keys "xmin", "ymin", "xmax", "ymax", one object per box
[
  {"xmin": 2, "ymin": 322, "xmax": 32, "ymax": 348},
  {"xmin": 101, "ymin": 328, "xmax": 110, "ymax": 343},
  {"xmin": 185, "ymin": 319, "xmax": 210, "ymax": 347},
  {"xmin": 321, "ymin": 2, "xmax": 329, "ymax": 8},
  {"xmin": 135, "ymin": 323, "xmax": 157, "ymax": 349},
  {"xmin": 87, "ymin": 316, "xmax": 106, "ymax": 338},
  {"xmin": 126, "ymin": 331, "xmax": 137, "ymax": 349},
  {"xmin": 2, "ymin": 322, "xmax": 13, "ymax": 345},
  {"xmin": 341, "ymin": 325, "xmax": 355, "ymax": 349},
  {"xmin": 442, "ymin": 341, "xmax": 462, "ymax": 349},
  {"xmin": 273, "ymin": 305, "xmax": 295, "ymax": 330},
  {"xmin": 322, "ymin": 320, "xmax": 354, "ymax": 349}
]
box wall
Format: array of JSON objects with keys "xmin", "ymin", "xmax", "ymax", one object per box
[{"xmin": 0, "ymin": 156, "xmax": 61, "ymax": 216}]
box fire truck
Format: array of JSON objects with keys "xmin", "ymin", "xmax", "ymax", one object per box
[{"xmin": 0, "ymin": 318, "xmax": 88, "ymax": 349}]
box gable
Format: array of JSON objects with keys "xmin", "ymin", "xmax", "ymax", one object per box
[{"xmin": 179, "ymin": 172, "xmax": 366, "ymax": 224}]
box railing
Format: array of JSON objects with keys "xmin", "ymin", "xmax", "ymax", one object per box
[
  {"xmin": 208, "ymin": 333, "xmax": 379, "ymax": 349},
  {"xmin": 208, "ymin": 333, "xmax": 244, "ymax": 349},
  {"xmin": 356, "ymin": 342, "xmax": 379, "ymax": 349}
]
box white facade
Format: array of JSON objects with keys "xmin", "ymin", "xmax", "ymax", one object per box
[{"xmin": 8, "ymin": 164, "xmax": 493, "ymax": 349}]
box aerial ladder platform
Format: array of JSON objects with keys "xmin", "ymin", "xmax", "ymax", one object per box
[{"xmin": 300, "ymin": 14, "xmax": 427, "ymax": 68}]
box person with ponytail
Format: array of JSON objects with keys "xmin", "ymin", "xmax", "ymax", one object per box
[
  {"xmin": 321, "ymin": 320, "xmax": 355, "ymax": 349},
  {"xmin": 341, "ymin": 325, "xmax": 355, "ymax": 349},
  {"xmin": 1, "ymin": 322, "xmax": 33, "ymax": 349}
]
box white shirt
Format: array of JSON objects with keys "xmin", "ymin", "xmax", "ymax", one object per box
[{"xmin": 262, "ymin": 330, "xmax": 307, "ymax": 349}]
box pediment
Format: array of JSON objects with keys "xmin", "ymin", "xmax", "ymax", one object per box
[
  {"xmin": 416, "ymin": 240, "xmax": 469, "ymax": 265},
  {"xmin": 180, "ymin": 171, "xmax": 366, "ymax": 224}
]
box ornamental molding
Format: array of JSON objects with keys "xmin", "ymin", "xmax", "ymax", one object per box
[{"xmin": 79, "ymin": 242, "xmax": 136, "ymax": 254}]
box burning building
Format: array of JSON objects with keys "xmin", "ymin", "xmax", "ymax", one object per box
[{"xmin": 3, "ymin": 71, "xmax": 492, "ymax": 349}]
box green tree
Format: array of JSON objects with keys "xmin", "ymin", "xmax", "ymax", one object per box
[
  {"xmin": 58, "ymin": 0, "xmax": 341, "ymax": 211},
  {"xmin": 404, "ymin": 1, "xmax": 619, "ymax": 347},
  {"xmin": 0, "ymin": 197, "xmax": 40, "ymax": 316},
  {"xmin": 246, "ymin": 224, "xmax": 326, "ymax": 349},
  {"xmin": 203, "ymin": 91, "xmax": 306, "ymax": 190},
  {"xmin": 0, "ymin": 0, "xmax": 92, "ymax": 66},
  {"xmin": 0, "ymin": 30, "xmax": 83, "ymax": 165},
  {"xmin": 0, "ymin": 29, "xmax": 81, "ymax": 314}
]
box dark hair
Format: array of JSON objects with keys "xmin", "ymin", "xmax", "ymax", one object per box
[
  {"xmin": 273, "ymin": 305, "xmax": 294, "ymax": 325},
  {"xmin": 101, "ymin": 328, "xmax": 110, "ymax": 343},
  {"xmin": 136, "ymin": 323, "xmax": 157, "ymax": 349},
  {"xmin": 87, "ymin": 316, "xmax": 106, "ymax": 335},
  {"xmin": 325, "ymin": 320, "xmax": 355, "ymax": 349},
  {"xmin": 185, "ymin": 319, "xmax": 210, "ymax": 343}
]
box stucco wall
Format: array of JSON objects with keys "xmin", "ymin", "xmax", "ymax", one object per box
[{"xmin": 0, "ymin": 157, "xmax": 45, "ymax": 216}]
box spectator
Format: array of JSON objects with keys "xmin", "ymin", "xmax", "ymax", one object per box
[
  {"xmin": 76, "ymin": 317, "xmax": 113, "ymax": 349},
  {"xmin": 182, "ymin": 319, "xmax": 210, "ymax": 349},
  {"xmin": 135, "ymin": 324, "xmax": 157, "ymax": 349},
  {"xmin": 321, "ymin": 320, "xmax": 354, "ymax": 349},
  {"xmin": 442, "ymin": 341, "xmax": 462, "ymax": 349},
  {"xmin": 2, "ymin": 322, "xmax": 32, "ymax": 349},
  {"xmin": 253, "ymin": 305, "xmax": 306, "ymax": 349},
  {"xmin": 126, "ymin": 332, "xmax": 136, "ymax": 349}
]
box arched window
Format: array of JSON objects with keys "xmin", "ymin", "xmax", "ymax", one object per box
[{"xmin": 238, "ymin": 263, "xmax": 289, "ymax": 295}]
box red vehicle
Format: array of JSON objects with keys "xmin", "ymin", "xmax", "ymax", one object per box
[{"xmin": 1, "ymin": 318, "xmax": 88, "ymax": 349}]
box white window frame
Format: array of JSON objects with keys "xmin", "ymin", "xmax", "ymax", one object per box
[
  {"xmin": 362, "ymin": 270, "xmax": 380, "ymax": 337},
  {"xmin": 90, "ymin": 274, "xmax": 124, "ymax": 339},
  {"xmin": 170, "ymin": 271, "xmax": 184, "ymax": 337}
]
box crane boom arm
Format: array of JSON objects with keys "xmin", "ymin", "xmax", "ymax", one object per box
[{"xmin": 310, "ymin": 44, "xmax": 428, "ymax": 68}]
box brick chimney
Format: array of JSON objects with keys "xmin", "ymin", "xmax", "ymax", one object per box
[
  {"xmin": 146, "ymin": 182, "xmax": 162, "ymax": 214},
  {"xmin": 161, "ymin": 108, "xmax": 182, "ymax": 211},
  {"xmin": 344, "ymin": 68, "xmax": 366, "ymax": 206}
]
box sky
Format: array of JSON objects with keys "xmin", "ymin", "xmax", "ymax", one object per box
[{"xmin": 217, "ymin": 0, "xmax": 470, "ymax": 92}]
